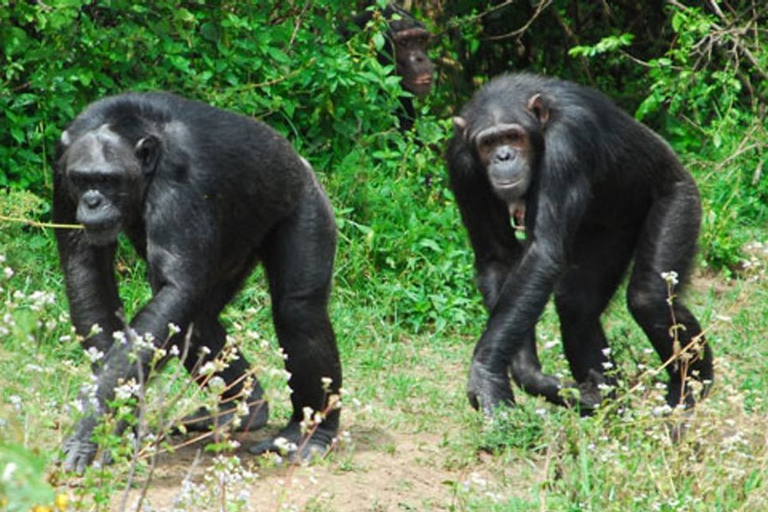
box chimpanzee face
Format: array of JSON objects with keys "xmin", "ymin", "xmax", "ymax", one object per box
[
  {"xmin": 392, "ymin": 27, "xmax": 434, "ymax": 98},
  {"xmin": 452, "ymin": 117, "xmax": 534, "ymax": 204},
  {"xmin": 474, "ymin": 123, "xmax": 533, "ymax": 203},
  {"xmin": 453, "ymin": 93, "xmax": 549, "ymax": 205},
  {"xmin": 59, "ymin": 125, "xmax": 157, "ymax": 246}
]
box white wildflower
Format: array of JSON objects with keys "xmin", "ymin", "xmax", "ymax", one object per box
[
  {"xmin": 9, "ymin": 395, "xmax": 22, "ymax": 411},
  {"xmin": 661, "ymin": 270, "xmax": 679, "ymax": 286},
  {"xmin": 85, "ymin": 346, "xmax": 104, "ymax": 363},
  {"xmin": 2, "ymin": 462, "xmax": 17, "ymax": 482},
  {"xmin": 115, "ymin": 379, "xmax": 141, "ymax": 401}
]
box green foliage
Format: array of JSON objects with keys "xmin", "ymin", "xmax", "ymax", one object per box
[
  {"xmin": 569, "ymin": 33, "xmax": 635, "ymax": 58},
  {"xmin": 0, "ymin": 1, "xmax": 403, "ymax": 192},
  {"xmin": 329, "ymin": 117, "xmax": 481, "ymax": 333},
  {"xmin": 0, "ymin": 442, "xmax": 54, "ymax": 511},
  {"xmin": 562, "ymin": 2, "xmax": 767, "ymax": 269},
  {"xmin": 629, "ymin": 5, "xmax": 768, "ymax": 269}
]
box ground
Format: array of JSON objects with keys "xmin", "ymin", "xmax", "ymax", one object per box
[{"xmin": 111, "ymin": 398, "xmax": 535, "ymax": 511}]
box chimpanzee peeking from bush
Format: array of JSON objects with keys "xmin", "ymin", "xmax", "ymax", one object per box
[
  {"xmin": 54, "ymin": 92, "xmax": 342, "ymax": 472},
  {"xmin": 345, "ymin": 3, "xmax": 434, "ymax": 130},
  {"xmin": 447, "ymin": 73, "xmax": 713, "ymax": 417}
]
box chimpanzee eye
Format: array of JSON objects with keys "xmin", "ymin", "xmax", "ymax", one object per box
[
  {"xmin": 478, "ymin": 135, "xmax": 497, "ymax": 149},
  {"xmin": 69, "ymin": 170, "xmax": 119, "ymax": 189}
]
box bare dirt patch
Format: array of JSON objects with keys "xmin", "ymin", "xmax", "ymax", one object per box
[{"xmin": 112, "ymin": 417, "xmax": 534, "ymax": 511}]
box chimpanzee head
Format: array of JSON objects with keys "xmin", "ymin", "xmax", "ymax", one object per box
[
  {"xmin": 57, "ymin": 124, "xmax": 159, "ymax": 246},
  {"xmin": 390, "ymin": 25, "xmax": 433, "ymax": 98},
  {"xmin": 385, "ymin": 6, "xmax": 434, "ymax": 99},
  {"xmin": 453, "ymin": 92, "xmax": 549, "ymax": 205}
]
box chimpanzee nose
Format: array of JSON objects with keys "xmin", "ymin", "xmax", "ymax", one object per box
[
  {"xmin": 410, "ymin": 53, "xmax": 426, "ymax": 64},
  {"xmin": 495, "ymin": 147, "xmax": 513, "ymax": 162},
  {"xmin": 83, "ymin": 191, "xmax": 102, "ymax": 209}
]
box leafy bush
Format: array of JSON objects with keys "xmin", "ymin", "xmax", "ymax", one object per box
[
  {"xmin": 554, "ymin": 2, "xmax": 768, "ymax": 269},
  {"xmin": 0, "ymin": 1, "xmax": 403, "ymax": 191},
  {"xmin": 633, "ymin": 4, "xmax": 768, "ymax": 269}
]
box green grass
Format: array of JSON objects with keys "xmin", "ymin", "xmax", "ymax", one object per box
[{"xmin": 2, "ymin": 144, "xmax": 768, "ymax": 510}]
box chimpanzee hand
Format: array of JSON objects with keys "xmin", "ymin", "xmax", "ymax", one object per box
[
  {"xmin": 61, "ymin": 415, "xmax": 99, "ymax": 474},
  {"xmin": 466, "ymin": 361, "xmax": 515, "ymax": 417}
]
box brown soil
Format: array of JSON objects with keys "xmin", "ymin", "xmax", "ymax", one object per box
[{"xmin": 110, "ymin": 420, "xmax": 532, "ymax": 511}]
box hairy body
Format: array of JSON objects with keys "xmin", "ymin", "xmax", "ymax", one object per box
[
  {"xmin": 447, "ymin": 73, "xmax": 713, "ymax": 415},
  {"xmin": 55, "ymin": 92, "xmax": 341, "ymax": 472}
]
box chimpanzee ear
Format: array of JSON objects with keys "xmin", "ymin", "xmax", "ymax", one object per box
[
  {"xmin": 135, "ymin": 135, "xmax": 160, "ymax": 174},
  {"xmin": 527, "ymin": 94, "xmax": 550, "ymax": 125},
  {"xmin": 453, "ymin": 116, "xmax": 469, "ymax": 139}
]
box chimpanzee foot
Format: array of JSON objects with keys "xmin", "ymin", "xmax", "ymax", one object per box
[
  {"xmin": 554, "ymin": 370, "xmax": 609, "ymax": 415},
  {"xmin": 467, "ymin": 362, "xmax": 515, "ymax": 417},
  {"xmin": 180, "ymin": 398, "xmax": 269, "ymax": 433},
  {"xmin": 248, "ymin": 421, "xmax": 336, "ymax": 462}
]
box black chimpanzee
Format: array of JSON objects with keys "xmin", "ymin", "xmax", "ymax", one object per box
[
  {"xmin": 447, "ymin": 73, "xmax": 713, "ymax": 416},
  {"xmin": 346, "ymin": 3, "xmax": 434, "ymax": 130},
  {"xmin": 54, "ymin": 92, "xmax": 341, "ymax": 473}
]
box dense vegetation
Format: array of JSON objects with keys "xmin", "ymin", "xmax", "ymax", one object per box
[{"xmin": 1, "ymin": 1, "xmax": 767, "ymax": 510}]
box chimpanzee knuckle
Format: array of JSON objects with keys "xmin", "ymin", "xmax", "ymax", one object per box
[{"xmin": 62, "ymin": 437, "xmax": 98, "ymax": 473}]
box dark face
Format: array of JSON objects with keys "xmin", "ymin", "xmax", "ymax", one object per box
[
  {"xmin": 454, "ymin": 93, "xmax": 548, "ymax": 205},
  {"xmin": 59, "ymin": 125, "xmax": 156, "ymax": 246},
  {"xmin": 473, "ymin": 123, "xmax": 533, "ymax": 204},
  {"xmin": 392, "ymin": 27, "xmax": 434, "ymax": 98}
]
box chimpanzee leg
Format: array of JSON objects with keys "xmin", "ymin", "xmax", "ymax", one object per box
[
  {"xmin": 627, "ymin": 180, "xmax": 713, "ymax": 407},
  {"xmin": 249, "ymin": 176, "xmax": 341, "ymax": 459},
  {"xmin": 555, "ymin": 225, "xmax": 638, "ymax": 386},
  {"xmin": 178, "ymin": 313, "xmax": 268, "ymax": 433},
  {"xmin": 503, "ymin": 329, "xmax": 556, "ymax": 403}
]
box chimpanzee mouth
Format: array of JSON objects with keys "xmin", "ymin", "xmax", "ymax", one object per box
[
  {"xmin": 83, "ymin": 224, "xmax": 121, "ymax": 246},
  {"xmin": 493, "ymin": 179, "xmax": 523, "ymax": 189},
  {"xmin": 414, "ymin": 74, "xmax": 433, "ymax": 85}
]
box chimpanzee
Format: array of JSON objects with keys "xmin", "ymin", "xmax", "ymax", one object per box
[
  {"xmin": 345, "ymin": 3, "xmax": 434, "ymax": 130},
  {"xmin": 447, "ymin": 73, "xmax": 713, "ymax": 416},
  {"xmin": 54, "ymin": 92, "xmax": 342, "ymax": 473}
]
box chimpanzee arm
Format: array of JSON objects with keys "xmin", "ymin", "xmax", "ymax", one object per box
[
  {"xmin": 469, "ymin": 152, "xmax": 592, "ymax": 410},
  {"xmin": 447, "ymin": 138, "xmax": 523, "ymax": 311},
  {"xmin": 53, "ymin": 181, "xmax": 123, "ymax": 356},
  {"xmin": 63, "ymin": 186, "xmax": 215, "ymax": 473},
  {"xmin": 96, "ymin": 185, "xmax": 215, "ymax": 402}
]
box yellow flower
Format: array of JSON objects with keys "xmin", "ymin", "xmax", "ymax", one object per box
[
  {"xmin": 55, "ymin": 494, "xmax": 68, "ymax": 511},
  {"xmin": 31, "ymin": 506, "xmax": 52, "ymax": 512}
]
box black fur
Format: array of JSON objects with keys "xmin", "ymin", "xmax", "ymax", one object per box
[
  {"xmin": 447, "ymin": 73, "xmax": 713, "ymax": 415},
  {"xmin": 54, "ymin": 92, "xmax": 341, "ymax": 472}
]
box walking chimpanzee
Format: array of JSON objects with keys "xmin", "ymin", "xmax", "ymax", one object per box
[
  {"xmin": 54, "ymin": 92, "xmax": 341, "ymax": 472},
  {"xmin": 447, "ymin": 73, "xmax": 713, "ymax": 416}
]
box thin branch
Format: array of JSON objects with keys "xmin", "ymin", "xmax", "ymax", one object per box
[
  {"xmin": 705, "ymin": 0, "xmax": 768, "ymax": 81},
  {"xmin": 233, "ymin": 57, "xmax": 316, "ymax": 91},
  {"xmin": 668, "ymin": 0, "xmax": 768, "ymax": 82},
  {"xmin": 0, "ymin": 215, "xmax": 82, "ymax": 230},
  {"xmin": 484, "ymin": 0, "xmax": 553, "ymax": 41}
]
